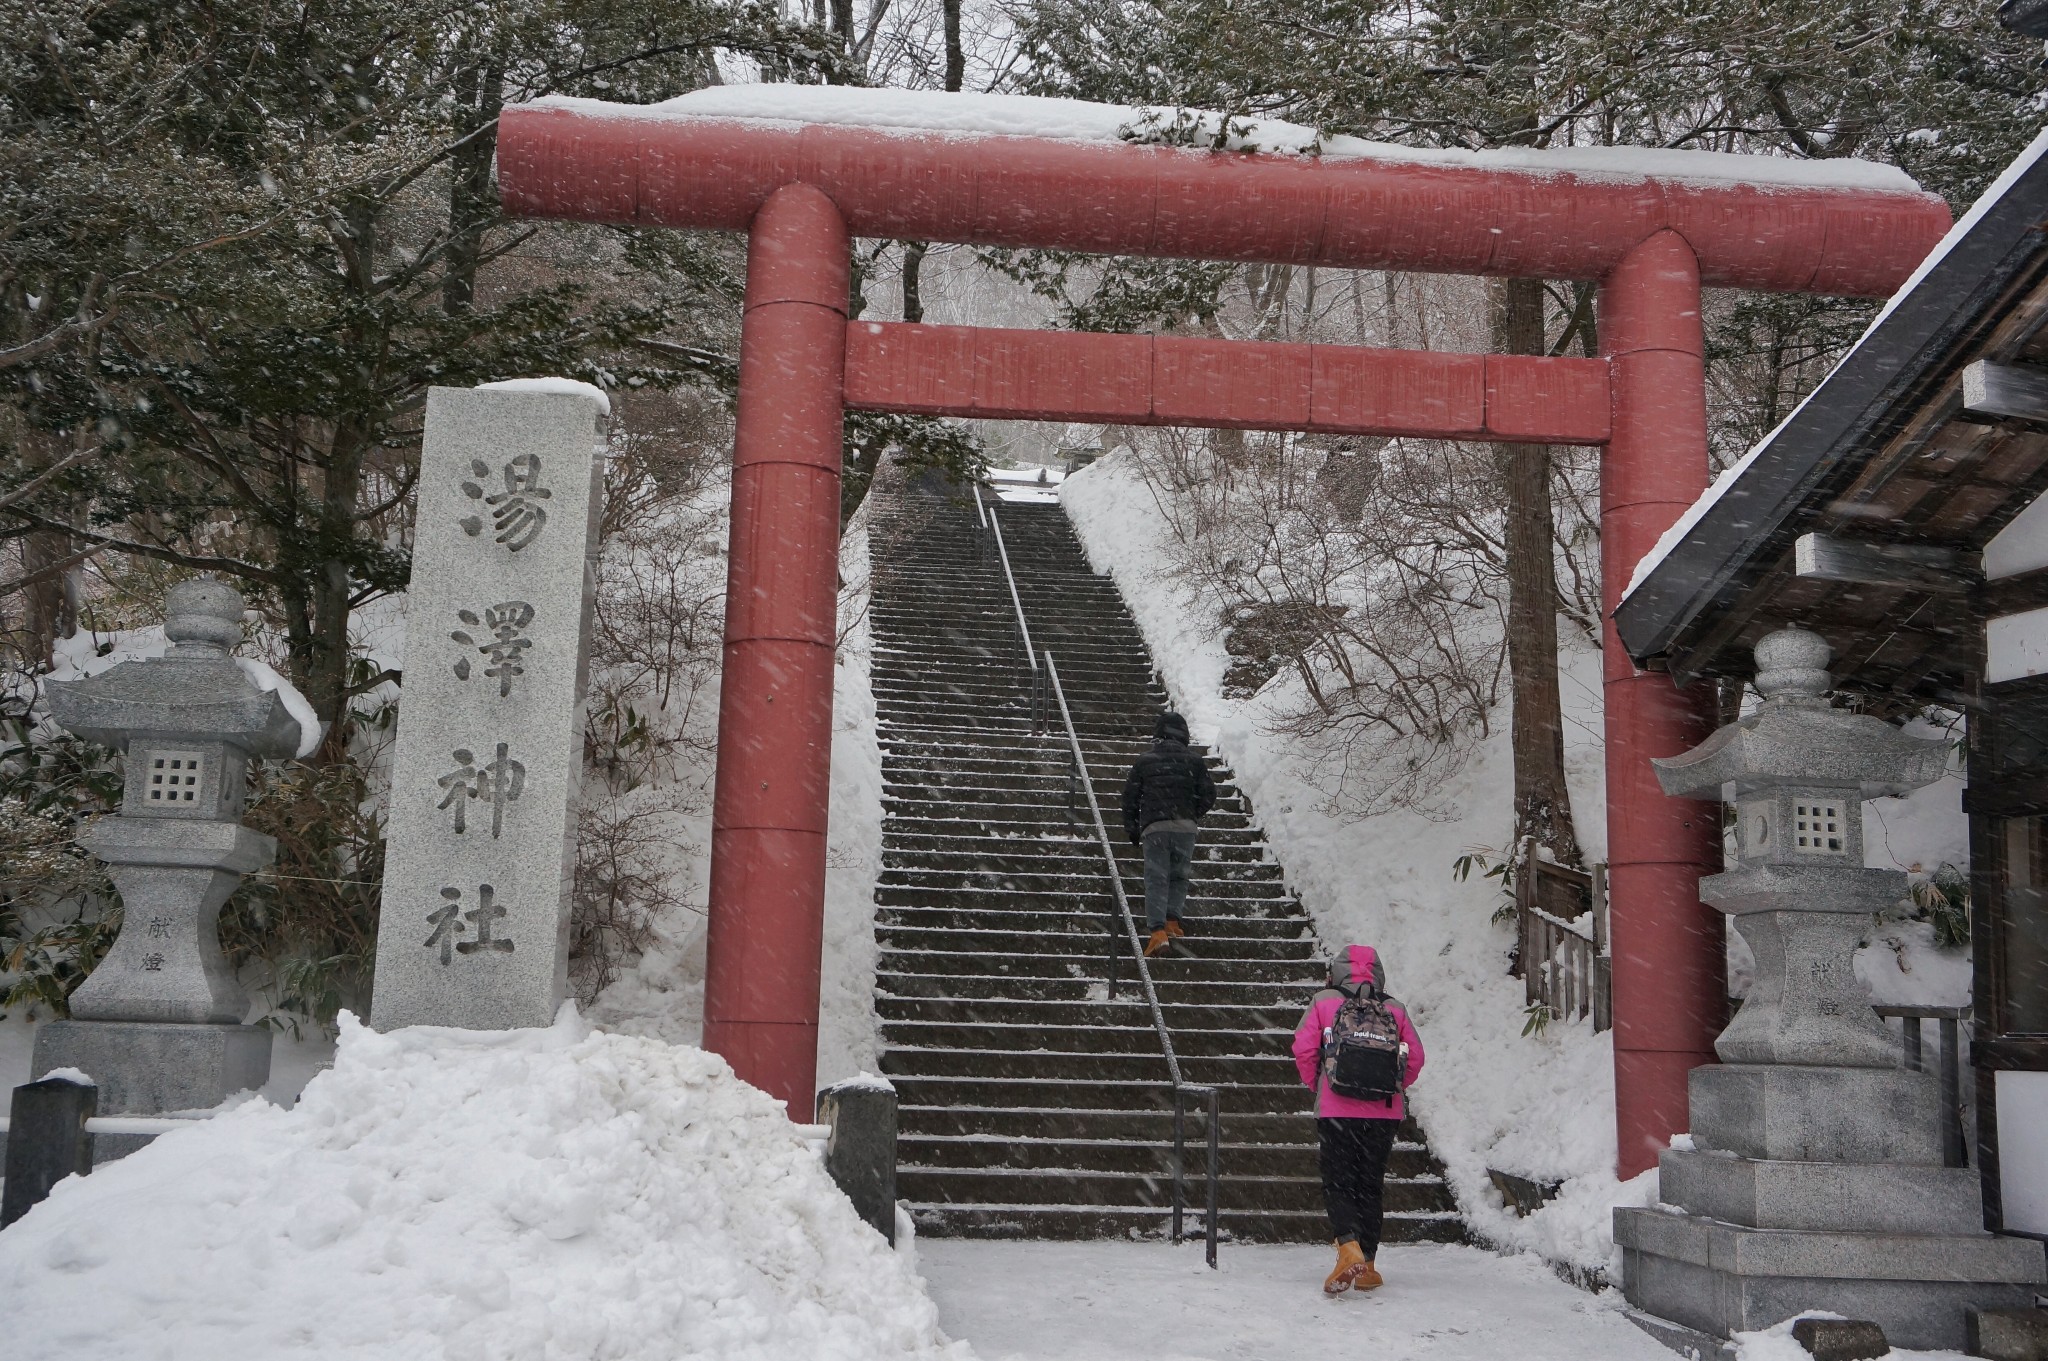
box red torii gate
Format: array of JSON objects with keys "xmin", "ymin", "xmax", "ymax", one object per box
[{"xmin": 496, "ymin": 99, "xmax": 1948, "ymax": 1175}]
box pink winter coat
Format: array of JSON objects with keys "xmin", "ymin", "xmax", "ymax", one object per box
[{"xmin": 1291, "ymin": 944, "xmax": 1425, "ymax": 1120}]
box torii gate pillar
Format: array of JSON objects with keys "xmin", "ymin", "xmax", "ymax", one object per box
[
  {"xmin": 1599, "ymin": 231, "xmax": 1726, "ymax": 1174},
  {"xmin": 702, "ymin": 184, "xmax": 849, "ymax": 1110}
]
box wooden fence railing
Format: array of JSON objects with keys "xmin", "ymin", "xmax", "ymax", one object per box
[{"xmin": 1513, "ymin": 850, "xmax": 1611, "ymax": 1032}]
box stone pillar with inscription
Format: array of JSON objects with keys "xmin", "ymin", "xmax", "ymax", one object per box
[
  {"xmin": 1616, "ymin": 629, "xmax": 2046, "ymax": 1352},
  {"xmin": 34, "ymin": 578, "xmax": 307, "ymax": 1115},
  {"xmin": 370, "ymin": 382, "xmax": 606, "ymax": 1031}
]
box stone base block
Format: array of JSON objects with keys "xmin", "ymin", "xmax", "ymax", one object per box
[
  {"xmin": 1691, "ymin": 1063, "xmax": 1943, "ymax": 1163},
  {"xmin": 1615, "ymin": 1206, "xmax": 2047, "ymax": 1351},
  {"xmin": 33, "ymin": 1019, "xmax": 271, "ymax": 1115},
  {"xmin": 1660, "ymin": 1147, "xmax": 1984, "ymax": 1234},
  {"xmin": 1970, "ymin": 1307, "xmax": 2048, "ymax": 1361},
  {"xmin": 1625, "ymin": 1308, "xmax": 1738, "ymax": 1361}
]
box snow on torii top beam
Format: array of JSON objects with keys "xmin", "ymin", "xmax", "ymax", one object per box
[{"xmin": 499, "ymin": 87, "xmax": 1950, "ymax": 297}]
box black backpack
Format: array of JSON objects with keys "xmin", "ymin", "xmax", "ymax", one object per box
[{"xmin": 1319, "ymin": 983, "xmax": 1408, "ymax": 1102}]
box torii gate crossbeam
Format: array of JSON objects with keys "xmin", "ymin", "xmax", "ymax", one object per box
[{"xmin": 497, "ymin": 99, "xmax": 1948, "ymax": 1174}]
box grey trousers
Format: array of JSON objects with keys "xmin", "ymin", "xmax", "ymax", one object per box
[{"xmin": 1141, "ymin": 826, "xmax": 1196, "ymax": 931}]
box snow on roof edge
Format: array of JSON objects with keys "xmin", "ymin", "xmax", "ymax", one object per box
[
  {"xmin": 1621, "ymin": 123, "xmax": 2048, "ymax": 602},
  {"xmin": 525, "ymin": 88, "xmax": 1923, "ymax": 195}
]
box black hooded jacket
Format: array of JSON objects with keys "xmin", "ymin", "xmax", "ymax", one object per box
[{"xmin": 1120, "ymin": 713, "xmax": 1217, "ymax": 844}]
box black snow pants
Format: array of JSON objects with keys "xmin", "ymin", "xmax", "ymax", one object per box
[{"xmin": 1317, "ymin": 1116, "xmax": 1400, "ymax": 1256}]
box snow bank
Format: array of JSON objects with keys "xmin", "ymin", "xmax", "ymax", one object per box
[
  {"xmin": 1061, "ymin": 450, "xmax": 1629, "ymax": 1272},
  {"xmin": 0, "ymin": 1008, "xmax": 969, "ymax": 1361},
  {"xmin": 819, "ymin": 500, "xmax": 887, "ymax": 1086},
  {"xmin": 478, "ymin": 376, "xmax": 613, "ymax": 419},
  {"xmin": 534, "ymin": 86, "xmax": 1920, "ymax": 193}
]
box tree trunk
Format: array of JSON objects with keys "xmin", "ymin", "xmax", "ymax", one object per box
[
  {"xmin": 899, "ymin": 1, "xmax": 962, "ymax": 321},
  {"xmin": 442, "ymin": 54, "xmax": 504, "ymax": 316},
  {"xmin": 16, "ymin": 427, "xmax": 81, "ymax": 669},
  {"xmin": 942, "ymin": 0, "xmax": 964, "ymax": 92},
  {"xmin": 1492, "ymin": 276, "xmax": 1582, "ymax": 868},
  {"xmin": 901, "ymin": 242, "xmax": 926, "ymax": 323}
]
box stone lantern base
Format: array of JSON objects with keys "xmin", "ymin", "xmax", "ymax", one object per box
[
  {"xmin": 1616, "ymin": 1062, "xmax": 2046, "ymax": 1351},
  {"xmin": 32, "ymin": 1020, "xmax": 271, "ymax": 1119}
]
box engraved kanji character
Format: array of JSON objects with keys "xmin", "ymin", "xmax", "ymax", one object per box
[
  {"xmin": 435, "ymin": 743, "xmax": 525, "ymax": 838},
  {"xmin": 456, "ymin": 884, "xmax": 513, "ymax": 957},
  {"xmin": 451, "ymin": 601, "xmax": 535, "ymax": 697},
  {"xmin": 459, "ymin": 455, "xmax": 550, "ymax": 551},
  {"xmin": 142, "ymin": 953, "xmax": 165, "ymax": 972},
  {"xmin": 425, "ymin": 886, "xmax": 467, "ymax": 965}
]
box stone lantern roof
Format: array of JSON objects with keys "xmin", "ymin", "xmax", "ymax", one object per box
[
  {"xmin": 1652, "ymin": 629, "xmax": 1949, "ymax": 802},
  {"xmin": 44, "ymin": 578, "xmax": 303, "ymax": 759}
]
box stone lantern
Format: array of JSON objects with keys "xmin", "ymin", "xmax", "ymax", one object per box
[
  {"xmin": 31, "ymin": 578, "xmax": 306, "ymax": 1119},
  {"xmin": 1615, "ymin": 628, "xmax": 2045, "ymax": 1352}
]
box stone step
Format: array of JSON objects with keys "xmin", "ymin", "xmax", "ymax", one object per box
[
  {"xmin": 880, "ymin": 781, "xmax": 1245, "ymax": 810},
  {"xmin": 875, "ymin": 906, "xmax": 1309, "ymax": 940},
  {"xmin": 896, "ymin": 1133, "xmax": 1439, "ymax": 1179},
  {"xmin": 880, "ymin": 1046, "xmax": 1305, "ymax": 1086},
  {"xmin": 871, "ymin": 884, "xmax": 1305, "ymax": 917},
  {"xmin": 878, "ymin": 994, "xmax": 1310, "ymax": 1032},
  {"xmin": 893, "ymin": 1102, "xmax": 1399, "ymax": 1144},
  {"xmin": 880, "ymin": 835, "xmax": 1261, "ymax": 863},
  {"xmin": 878, "ymin": 827, "xmax": 1270, "ymax": 854},
  {"xmin": 877, "ymin": 970, "xmax": 1319, "ymax": 1009},
  {"xmin": 873, "ymin": 766, "xmax": 1244, "ymax": 800},
  {"xmin": 904, "ymin": 1204, "xmax": 1463, "ymax": 1244},
  {"xmin": 879, "ymin": 1018, "xmax": 1296, "ymax": 1056},
  {"xmin": 876, "ymin": 925, "xmax": 1319, "ymax": 962},
  {"xmin": 876, "ymin": 866, "xmax": 1285, "ymax": 896},
  {"xmin": 875, "ymin": 809, "xmax": 1254, "ymax": 838},
  {"xmin": 880, "ymin": 840, "xmax": 1263, "ymax": 871},
  {"xmin": 897, "ymin": 1166, "xmax": 1453, "ymax": 1215},
  {"xmin": 877, "ymin": 952, "xmax": 1321, "ymax": 990},
  {"xmin": 887, "ymin": 1074, "xmax": 1316, "ymax": 1115}
]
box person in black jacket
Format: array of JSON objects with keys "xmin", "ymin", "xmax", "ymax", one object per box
[{"xmin": 1120, "ymin": 711, "xmax": 1216, "ymax": 958}]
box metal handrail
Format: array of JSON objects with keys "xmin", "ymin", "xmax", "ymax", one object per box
[
  {"xmin": 1042, "ymin": 650, "xmax": 1221, "ymax": 1267},
  {"xmin": 983, "ymin": 499, "xmax": 1044, "ymax": 733}
]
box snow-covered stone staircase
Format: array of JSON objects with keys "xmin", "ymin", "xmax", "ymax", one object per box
[{"xmin": 868, "ymin": 482, "xmax": 1463, "ymax": 1244}]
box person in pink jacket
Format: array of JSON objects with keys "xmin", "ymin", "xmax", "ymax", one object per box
[{"xmin": 1291, "ymin": 943, "xmax": 1425, "ymax": 1295}]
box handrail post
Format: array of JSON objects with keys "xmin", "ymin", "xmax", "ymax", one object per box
[
  {"xmin": 1902, "ymin": 1017, "xmax": 1923, "ymax": 1072},
  {"xmin": 1172, "ymin": 1090, "xmax": 1187, "ymax": 1244},
  {"xmin": 1205, "ymin": 1087, "xmax": 1221, "ymax": 1269}
]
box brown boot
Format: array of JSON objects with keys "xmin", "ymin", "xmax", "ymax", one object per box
[
  {"xmin": 1355, "ymin": 1259, "xmax": 1384, "ymax": 1291},
  {"xmin": 1165, "ymin": 920, "xmax": 1185, "ymax": 938},
  {"xmin": 1145, "ymin": 928, "xmax": 1171, "ymax": 958},
  {"xmin": 1323, "ymin": 1240, "xmax": 1369, "ymax": 1295}
]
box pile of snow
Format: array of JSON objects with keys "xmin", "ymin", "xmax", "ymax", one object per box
[
  {"xmin": 0, "ymin": 1008, "xmax": 968, "ymax": 1361},
  {"xmin": 546, "ymin": 86, "xmax": 1922, "ymax": 194}
]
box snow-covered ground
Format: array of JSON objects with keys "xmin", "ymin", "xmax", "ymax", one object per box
[
  {"xmin": 1, "ymin": 1009, "xmax": 966, "ymax": 1361},
  {"xmin": 921, "ymin": 1240, "xmax": 1664, "ymax": 1361},
  {"xmin": 918, "ymin": 1239, "xmax": 1981, "ymax": 1361}
]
